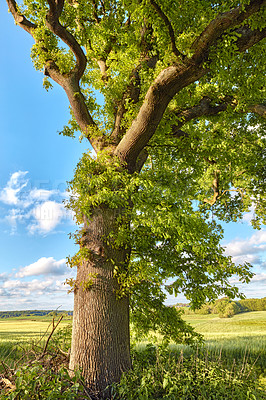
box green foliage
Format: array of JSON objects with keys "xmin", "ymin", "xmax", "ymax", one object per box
[
  {"xmin": 65, "ymin": 143, "xmax": 258, "ymax": 341},
  {"xmin": 0, "ymin": 365, "xmax": 87, "ymax": 400},
  {"xmin": 0, "ymin": 323, "xmax": 88, "ymax": 399},
  {"xmin": 111, "ymin": 344, "xmax": 265, "ymax": 400},
  {"xmin": 0, "ymin": 310, "xmax": 72, "ymax": 319},
  {"xmin": 66, "ymin": 151, "xmax": 139, "ymax": 223},
  {"xmin": 239, "ymin": 298, "xmax": 266, "ymax": 312}
]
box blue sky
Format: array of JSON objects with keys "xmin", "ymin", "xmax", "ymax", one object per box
[{"xmin": 0, "ymin": 4, "xmax": 265, "ymax": 311}]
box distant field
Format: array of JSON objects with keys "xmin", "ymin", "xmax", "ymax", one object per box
[
  {"xmin": 0, "ymin": 314, "xmax": 72, "ymax": 344},
  {"xmin": 183, "ymin": 310, "xmax": 266, "ymax": 338},
  {"xmin": 0, "ymin": 311, "xmax": 265, "ymax": 343}
]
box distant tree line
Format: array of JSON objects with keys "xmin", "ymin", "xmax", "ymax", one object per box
[
  {"xmin": 177, "ymin": 298, "xmax": 266, "ymax": 318},
  {"xmin": 0, "ymin": 310, "xmax": 73, "ymax": 319}
]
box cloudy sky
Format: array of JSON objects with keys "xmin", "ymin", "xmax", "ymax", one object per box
[{"xmin": 0, "ymin": 4, "xmax": 265, "ymax": 311}]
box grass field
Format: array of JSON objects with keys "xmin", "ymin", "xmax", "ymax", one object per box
[
  {"xmin": 183, "ymin": 311, "xmax": 266, "ymax": 338},
  {"xmin": 0, "ymin": 311, "xmax": 265, "ymax": 398}
]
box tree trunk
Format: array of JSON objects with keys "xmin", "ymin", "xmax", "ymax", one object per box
[{"xmin": 69, "ymin": 207, "xmax": 131, "ymax": 398}]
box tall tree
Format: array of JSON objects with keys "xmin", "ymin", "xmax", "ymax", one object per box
[{"xmin": 6, "ymin": 0, "xmax": 266, "ymax": 397}]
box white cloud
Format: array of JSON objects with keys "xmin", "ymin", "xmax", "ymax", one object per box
[
  {"xmin": 2, "ymin": 278, "xmax": 65, "ymax": 296},
  {"xmin": 224, "ymin": 229, "xmax": 266, "ymax": 267},
  {"xmin": 250, "ymin": 273, "xmax": 266, "ymax": 283},
  {"xmin": 249, "ymin": 230, "xmax": 266, "ymax": 245},
  {"xmin": 230, "ymin": 254, "xmax": 261, "ymax": 266},
  {"xmin": 5, "ymin": 209, "xmax": 25, "ymax": 234},
  {"xmin": 229, "ymin": 272, "xmax": 266, "ymax": 285},
  {"xmin": 0, "ymin": 171, "xmax": 74, "ymax": 235},
  {"xmin": 29, "ymin": 201, "xmax": 65, "ymax": 233},
  {"xmin": 29, "ymin": 188, "xmax": 56, "ymax": 202},
  {"xmin": 0, "ymin": 255, "xmax": 75, "ymax": 310},
  {"xmin": 225, "ymin": 241, "xmax": 261, "ymax": 257},
  {"xmin": 0, "ymin": 171, "xmax": 28, "ymax": 205},
  {"xmin": 242, "ymin": 205, "xmax": 255, "ymax": 224},
  {"xmin": 0, "ymin": 273, "xmax": 7, "ymax": 282},
  {"xmin": 16, "ymin": 257, "xmax": 67, "ymax": 278}
]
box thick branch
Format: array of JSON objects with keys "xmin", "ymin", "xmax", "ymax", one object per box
[
  {"xmin": 172, "ymin": 98, "xmax": 266, "ymax": 137},
  {"xmin": 172, "ymin": 96, "xmax": 231, "ymax": 134},
  {"xmin": 149, "ymin": 0, "xmax": 183, "ymax": 59},
  {"xmin": 44, "ymin": 1, "xmax": 102, "ymax": 148},
  {"xmin": 6, "ymin": 0, "xmax": 102, "ymax": 151},
  {"xmin": 114, "ymin": 63, "xmax": 206, "ymax": 170},
  {"xmin": 46, "ymin": 0, "xmax": 87, "ymax": 80},
  {"xmin": 95, "ymin": 37, "xmax": 116, "ymax": 81},
  {"xmin": 191, "ymin": 0, "xmax": 265, "ymax": 63},
  {"xmin": 248, "ymin": 104, "xmax": 266, "ymax": 119},
  {"xmin": 235, "ymin": 25, "xmax": 266, "ymax": 52},
  {"xmin": 114, "ymin": 1, "xmax": 265, "ymax": 171},
  {"xmin": 6, "ymin": 0, "xmax": 36, "ymax": 35}
]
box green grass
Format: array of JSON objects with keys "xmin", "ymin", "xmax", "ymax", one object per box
[
  {"xmin": 183, "ymin": 311, "xmax": 266, "ymax": 338},
  {"xmin": 0, "ymin": 312, "xmax": 265, "ymax": 399}
]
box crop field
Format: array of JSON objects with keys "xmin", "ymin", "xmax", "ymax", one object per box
[
  {"xmin": 178, "ymin": 311, "xmax": 265, "ymax": 373},
  {"xmin": 133, "ymin": 311, "xmax": 266, "ymax": 376},
  {"xmin": 0, "ymin": 315, "xmax": 72, "ymax": 344}
]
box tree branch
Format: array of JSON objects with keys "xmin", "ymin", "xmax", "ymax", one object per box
[
  {"xmin": 171, "ymin": 96, "xmax": 232, "ymax": 135},
  {"xmin": 191, "ymin": 0, "xmax": 265, "ymax": 63},
  {"xmin": 171, "ymin": 97, "xmax": 266, "ymax": 137},
  {"xmin": 114, "ymin": 63, "xmax": 206, "ymax": 171},
  {"xmin": 41, "ymin": 315, "xmax": 63, "ymax": 356},
  {"xmin": 7, "ymin": 0, "xmax": 101, "ymax": 151},
  {"xmin": 235, "ymin": 25, "xmax": 266, "ymax": 52},
  {"xmin": 248, "ymin": 104, "xmax": 266, "ymax": 119},
  {"xmin": 114, "ymin": 1, "xmax": 265, "ymax": 171},
  {"xmin": 46, "ymin": 0, "xmax": 87, "ymax": 80},
  {"xmin": 91, "ymin": 0, "xmax": 101, "ymax": 23},
  {"xmin": 204, "ymin": 171, "xmax": 220, "ymax": 206},
  {"xmin": 6, "ymin": 0, "xmax": 36, "ymax": 35},
  {"xmin": 62, "ymin": 76, "xmax": 100, "ymax": 149},
  {"xmin": 149, "ymin": 0, "xmax": 184, "ymax": 59},
  {"xmin": 111, "ymin": 68, "xmax": 141, "ymax": 144}
]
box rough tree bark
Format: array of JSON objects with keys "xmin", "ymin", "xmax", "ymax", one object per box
[{"xmin": 69, "ymin": 208, "xmax": 131, "ymax": 397}]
